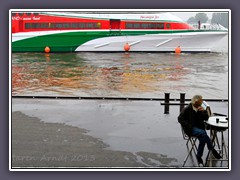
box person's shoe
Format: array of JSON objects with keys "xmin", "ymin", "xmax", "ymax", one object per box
[
  {"xmin": 212, "ymin": 149, "xmax": 222, "ymax": 159},
  {"xmin": 196, "ymin": 155, "xmax": 203, "ymax": 165}
]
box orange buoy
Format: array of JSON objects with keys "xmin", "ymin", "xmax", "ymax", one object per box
[
  {"xmin": 175, "ymin": 46, "xmax": 181, "ymax": 54},
  {"xmin": 44, "ymin": 46, "xmax": 50, "ymax": 53},
  {"xmin": 124, "ymin": 43, "xmax": 130, "ymax": 51}
]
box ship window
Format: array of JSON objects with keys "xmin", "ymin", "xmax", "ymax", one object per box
[
  {"xmin": 71, "ymin": 23, "xmax": 78, "ymax": 28},
  {"xmin": 37, "ymin": 24, "xmax": 42, "ymax": 28},
  {"xmin": 32, "ymin": 23, "xmax": 38, "ymax": 28},
  {"xmin": 41, "ymin": 23, "xmax": 48, "ymax": 28},
  {"xmin": 63, "ymin": 23, "xmax": 69, "ymax": 28},
  {"xmin": 126, "ymin": 23, "xmax": 133, "ymax": 29},
  {"xmin": 79, "ymin": 23, "xmax": 84, "ymax": 28},
  {"xmin": 26, "ymin": 23, "xmax": 37, "ymax": 28},
  {"xmin": 87, "ymin": 23, "xmax": 94, "ymax": 28},
  {"xmin": 159, "ymin": 23, "xmax": 164, "ymax": 29},
  {"xmin": 149, "ymin": 24, "xmax": 155, "ymax": 29},
  {"xmin": 25, "ymin": 22, "xmax": 101, "ymax": 30},
  {"xmin": 31, "ymin": 24, "xmax": 35, "ymax": 28},
  {"xmin": 126, "ymin": 22, "xmax": 166, "ymax": 29},
  {"xmin": 166, "ymin": 23, "xmax": 171, "ymax": 29},
  {"xmin": 133, "ymin": 23, "xmax": 140, "ymax": 28},
  {"xmin": 141, "ymin": 23, "xmax": 148, "ymax": 29},
  {"xmin": 50, "ymin": 23, "xmax": 55, "ymax": 28},
  {"xmin": 94, "ymin": 23, "xmax": 99, "ymax": 28},
  {"xmin": 25, "ymin": 23, "xmax": 31, "ymax": 29},
  {"xmin": 56, "ymin": 23, "xmax": 63, "ymax": 28}
]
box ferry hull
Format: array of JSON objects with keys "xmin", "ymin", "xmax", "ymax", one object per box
[
  {"xmin": 75, "ymin": 32, "xmax": 227, "ymax": 52},
  {"xmin": 12, "ymin": 31, "xmax": 227, "ymax": 53},
  {"xmin": 11, "ymin": 11, "xmax": 229, "ymax": 53}
]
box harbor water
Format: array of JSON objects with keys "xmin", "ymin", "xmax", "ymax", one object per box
[{"xmin": 12, "ymin": 37, "xmax": 229, "ymax": 100}]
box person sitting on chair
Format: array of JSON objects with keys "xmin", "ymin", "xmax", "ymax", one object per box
[{"xmin": 178, "ymin": 95, "xmax": 222, "ymax": 165}]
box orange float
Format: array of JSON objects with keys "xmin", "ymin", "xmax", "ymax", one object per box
[
  {"xmin": 44, "ymin": 46, "xmax": 50, "ymax": 53},
  {"xmin": 124, "ymin": 43, "xmax": 130, "ymax": 51},
  {"xmin": 175, "ymin": 46, "xmax": 181, "ymax": 54}
]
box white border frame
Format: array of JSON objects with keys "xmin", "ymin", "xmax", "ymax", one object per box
[{"xmin": 9, "ymin": 9, "xmax": 231, "ymax": 172}]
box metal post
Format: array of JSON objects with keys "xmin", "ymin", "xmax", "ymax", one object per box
[
  {"xmin": 164, "ymin": 93, "xmax": 170, "ymax": 114},
  {"xmin": 180, "ymin": 93, "xmax": 185, "ymax": 113}
]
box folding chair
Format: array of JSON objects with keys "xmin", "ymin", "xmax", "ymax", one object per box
[{"xmin": 181, "ymin": 125, "xmax": 199, "ymax": 167}]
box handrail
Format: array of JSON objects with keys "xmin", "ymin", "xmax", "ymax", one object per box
[{"xmin": 12, "ymin": 95, "xmax": 228, "ymax": 102}]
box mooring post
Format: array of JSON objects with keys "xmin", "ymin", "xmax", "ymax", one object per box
[
  {"xmin": 180, "ymin": 93, "xmax": 185, "ymax": 113},
  {"xmin": 164, "ymin": 93, "xmax": 170, "ymax": 114}
]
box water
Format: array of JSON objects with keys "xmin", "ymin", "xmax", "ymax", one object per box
[{"xmin": 11, "ymin": 37, "xmax": 229, "ymax": 99}]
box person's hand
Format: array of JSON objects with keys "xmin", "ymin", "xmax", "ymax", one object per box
[{"xmin": 197, "ymin": 106, "xmax": 204, "ymax": 111}]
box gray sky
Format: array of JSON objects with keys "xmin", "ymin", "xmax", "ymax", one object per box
[{"xmin": 171, "ymin": 12, "xmax": 213, "ymax": 21}]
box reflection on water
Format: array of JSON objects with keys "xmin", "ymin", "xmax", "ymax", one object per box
[{"xmin": 12, "ymin": 51, "xmax": 228, "ymax": 99}]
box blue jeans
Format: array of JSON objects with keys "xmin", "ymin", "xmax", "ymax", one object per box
[{"xmin": 192, "ymin": 127, "xmax": 213, "ymax": 158}]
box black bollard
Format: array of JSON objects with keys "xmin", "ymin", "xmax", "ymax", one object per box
[
  {"xmin": 164, "ymin": 93, "xmax": 170, "ymax": 114},
  {"xmin": 180, "ymin": 93, "xmax": 185, "ymax": 113}
]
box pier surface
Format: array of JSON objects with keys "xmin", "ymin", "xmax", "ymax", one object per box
[{"xmin": 11, "ymin": 98, "xmax": 229, "ymax": 169}]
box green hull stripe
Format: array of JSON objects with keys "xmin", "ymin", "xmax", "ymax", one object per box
[
  {"xmin": 12, "ymin": 30, "xmax": 227, "ymax": 52},
  {"xmin": 12, "ymin": 31, "xmax": 109, "ymax": 52}
]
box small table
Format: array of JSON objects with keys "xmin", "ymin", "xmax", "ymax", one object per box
[{"xmin": 204, "ymin": 116, "xmax": 229, "ymax": 167}]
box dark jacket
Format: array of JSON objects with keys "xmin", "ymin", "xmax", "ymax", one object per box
[{"xmin": 178, "ymin": 103, "xmax": 209, "ymax": 136}]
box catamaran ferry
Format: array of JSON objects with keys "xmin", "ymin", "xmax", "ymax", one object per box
[{"xmin": 11, "ymin": 11, "xmax": 228, "ymax": 53}]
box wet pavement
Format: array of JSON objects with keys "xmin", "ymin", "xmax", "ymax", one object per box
[{"xmin": 11, "ymin": 98, "xmax": 229, "ymax": 169}]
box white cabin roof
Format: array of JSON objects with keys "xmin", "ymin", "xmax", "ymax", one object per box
[{"xmin": 42, "ymin": 12, "xmax": 184, "ymax": 22}]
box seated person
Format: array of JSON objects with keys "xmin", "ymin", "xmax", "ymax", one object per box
[{"xmin": 178, "ymin": 95, "xmax": 221, "ymax": 164}]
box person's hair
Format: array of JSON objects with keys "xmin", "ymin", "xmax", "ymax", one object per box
[{"xmin": 191, "ymin": 95, "xmax": 203, "ymax": 104}]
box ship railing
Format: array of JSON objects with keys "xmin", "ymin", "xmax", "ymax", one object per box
[
  {"xmin": 201, "ymin": 23, "xmax": 228, "ymax": 31},
  {"xmin": 191, "ymin": 23, "xmax": 228, "ymax": 31}
]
